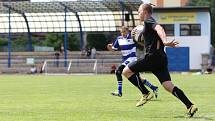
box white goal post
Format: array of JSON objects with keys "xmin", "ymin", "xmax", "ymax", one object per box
[{"xmin": 42, "ymin": 59, "xmax": 97, "ymax": 75}]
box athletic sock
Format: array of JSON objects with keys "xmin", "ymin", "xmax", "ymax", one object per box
[
  {"xmin": 128, "ymin": 74, "xmax": 149, "ymax": 94},
  {"xmin": 118, "ymin": 80, "xmax": 122, "ymax": 94},
  {"xmin": 143, "ymin": 79, "xmax": 158, "ymax": 91},
  {"xmin": 172, "ymin": 86, "xmax": 193, "ymax": 109}
]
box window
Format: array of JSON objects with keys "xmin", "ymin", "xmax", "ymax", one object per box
[
  {"xmin": 180, "ymin": 24, "xmax": 201, "ymax": 36},
  {"xmin": 161, "ymin": 24, "xmax": 174, "ymax": 36}
]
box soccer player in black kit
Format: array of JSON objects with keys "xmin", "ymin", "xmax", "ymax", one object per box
[{"xmin": 122, "ymin": 3, "xmax": 198, "ymax": 117}]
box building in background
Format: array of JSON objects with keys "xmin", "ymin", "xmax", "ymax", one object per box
[
  {"xmin": 144, "ymin": 0, "xmax": 188, "ymax": 7},
  {"xmin": 143, "ymin": 1, "xmax": 211, "ymax": 71},
  {"xmin": 152, "ymin": 7, "xmax": 211, "ymax": 71}
]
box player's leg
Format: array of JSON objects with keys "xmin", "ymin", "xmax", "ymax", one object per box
[
  {"xmin": 138, "ymin": 73, "xmax": 158, "ymax": 98},
  {"xmin": 141, "ymin": 77, "xmax": 158, "ymax": 98},
  {"xmin": 111, "ymin": 65, "xmax": 125, "ymax": 97},
  {"xmin": 123, "ymin": 59, "xmax": 153, "ymax": 107},
  {"xmin": 153, "ymin": 69, "xmax": 198, "ymax": 117},
  {"xmin": 163, "ymin": 81, "xmax": 198, "ymax": 117},
  {"xmin": 142, "ymin": 78, "xmax": 158, "ymax": 91}
]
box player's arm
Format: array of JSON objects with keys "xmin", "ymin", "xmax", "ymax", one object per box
[
  {"xmin": 136, "ymin": 41, "xmax": 144, "ymax": 47},
  {"xmin": 107, "ymin": 44, "xmax": 118, "ymax": 51},
  {"xmin": 107, "ymin": 44, "xmax": 114, "ymax": 51},
  {"xmin": 154, "ymin": 24, "xmax": 179, "ymax": 47},
  {"xmin": 134, "ymin": 38, "xmax": 144, "ymax": 47},
  {"xmin": 107, "ymin": 38, "xmax": 120, "ymax": 51}
]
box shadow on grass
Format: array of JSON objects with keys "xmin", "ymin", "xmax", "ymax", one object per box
[
  {"xmin": 119, "ymin": 99, "xmax": 162, "ymax": 102},
  {"xmin": 174, "ymin": 115, "xmax": 214, "ymax": 120},
  {"xmin": 134, "ymin": 99, "xmax": 162, "ymax": 102},
  {"xmin": 143, "ymin": 115, "xmax": 213, "ymax": 120}
]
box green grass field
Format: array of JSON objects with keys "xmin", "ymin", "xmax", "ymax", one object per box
[{"xmin": 0, "ymin": 73, "xmax": 214, "ymax": 121}]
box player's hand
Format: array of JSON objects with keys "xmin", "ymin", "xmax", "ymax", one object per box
[
  {"xmin": 169, "ymin": 39, "xmax": 179, "ymax": 47},
  {"xmin": 107, "ymin": 44, "xmax": 113, "ymax": 51},
  {"xmin": 164, "ymin": 39, "xmax": 179, "ymax": 47}
]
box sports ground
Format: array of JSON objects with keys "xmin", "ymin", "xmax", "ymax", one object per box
[{"xmin": 0, "ymin": 73, "xmax": 214, "ymax": 121}]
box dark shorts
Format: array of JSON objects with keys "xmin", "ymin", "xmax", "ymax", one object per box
[
  {"xmin": 116, "ymin": 64, "xmax": 125, "ymax": 74},
  {"xmin": 128, "ymin": 51, "xmax": 171, "ymax": 84}
]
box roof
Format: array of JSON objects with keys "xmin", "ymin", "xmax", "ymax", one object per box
[
  {"xmin": 0, "ymin": 1, "xmax": 210, "ymax": 14},
  {"xmin": 0, "ymin": 1, "xmax": 210, "ymax": 33},
  {"xmin": 0, "ymin": 0, "xmax": 142, "ymax": 13}
]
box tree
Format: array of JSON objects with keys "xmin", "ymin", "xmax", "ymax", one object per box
[
  {"xmin": 0, "ymin": 38, "xmax": 8, "ymax": 46},
  {"xmin": 0, "ymin": 38, "xmax": 8, "ymax": 51},
  {"xmin": 211, "ymin": 1, "xmax": 215, "ymax": 47},
  {"xmin": 43, "ymin": 33, "xmax": 80, "ymax": 51},
  {"xmin": 67, "ymin": 33, "xmax": 80, "ymax": 51},
  {"xmin": 188, "ymin": 0, "xmax": 211, "ymax": 6},
  {"xmin": 87, "ymin": 33, "xmax": 107, "ymax": 51},
  {"xmin": 43, "ymin": 33, "xmax": 63, "ymax": 50}
]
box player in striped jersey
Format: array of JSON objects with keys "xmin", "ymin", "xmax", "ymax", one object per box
[{"xmin": 107, "ymin": 26, "xmax": 158, "ymax": 97}]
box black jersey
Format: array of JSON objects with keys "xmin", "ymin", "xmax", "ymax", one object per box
[
  {"xmin": 129, "ymin": 17, "xmax": 170, "ymax": 82},
  {"xmin": 143, "ymin": 17, "xmax": 164, "ymax": 54}
]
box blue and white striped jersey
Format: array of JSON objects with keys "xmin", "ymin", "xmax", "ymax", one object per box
[{"xmin": 112, "ymin": 33, "xmax": 137, "ymax": 65}]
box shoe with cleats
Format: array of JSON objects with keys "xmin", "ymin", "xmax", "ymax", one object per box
[
  {"xmin": 153, "ymin": 87, "xmax": 158, "ymax": 98},
  {"xmin": 186, "ymin": 105, "xmax": 198, "ymax": 118},
  {"xmin": 136, "ymin": 92, "xmax": 153, "ymax": 107},
  {"xmin": 111, "ymin": 91, "xmax": 122, "ymax": 97}
]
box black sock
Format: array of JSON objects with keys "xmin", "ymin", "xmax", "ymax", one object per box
[
  {"xmin": 172, "ymin": 86, "xmax": 193, "ymax": 109},
  {"xmin": 128, "ymin": 74, "xmax": 149, "ymax": 94}
]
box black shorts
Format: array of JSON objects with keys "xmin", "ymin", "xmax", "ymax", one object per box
[
  {"xmin": 116, "ymin": 64, "xmax": 125, "ymax": 74},
  {"xmin": 128, "ymin": 51, "xmax": 171, "ymax": 84}
]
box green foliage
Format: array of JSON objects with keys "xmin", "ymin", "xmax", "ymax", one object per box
[
  {"xmin": 67, "ymin": 33, "xmax": 80, "ymax": 51},
  {"xmin": 12, "ymin": 36, "xmax": 28, "ymax": 47},
  {"xmin": 87, "ymin": 33, "xmax": 107, "ymax": 50},
  {"xmin": 188, "ymin": 0, "xmax": 215, "ymax": 47},
  {"xmin": 0, "ymin": 38, "xmax": 8, "ymax": 46},
  {"xmin": 211, "ymin": 1, "xmax": 215, "ymax": 47},
  {"xmin": 12, "ymin": 34, "xmax": 53, "ymax": 51},
  {"xmin": 188, "ymin": 0, "xmax": 212, "ymax": 6},
  {"xmin": 0, "ymin": 38, "xmax": 8, "ymax": 51},
  {"xmin": 10, "ymin": 35, "xmax": 29, "ymax": 51},
  {"xmin": 43, "ymin": 33, "xmax": 80, "ymax": 51},
  {"xmin": 43, "ymin": 33, "xmax": 63, "ymax": 50},
  {"xmin": 0, "ymin": 33, "xmax": 80, "ymax": 52}
]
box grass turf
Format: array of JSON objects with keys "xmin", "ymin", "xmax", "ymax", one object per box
[{"xmin": 0, "ymin": 74, "xmax": 214, "ymax": 121}]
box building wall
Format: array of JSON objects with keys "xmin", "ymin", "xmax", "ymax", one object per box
[
  {"xmin": 147, "ymin": 0, "xmax": 188, "ymax": 7},
  {"xmin": 163, "ymin": 0, "xmax": 181, "ymax": 7},
  {"xmin": 156, "ymin": 0, "xmax": 163, "ymax": 7},
  {"xmin": 181, "ymin": 0, "xmax": 189, "ymax": 6}
]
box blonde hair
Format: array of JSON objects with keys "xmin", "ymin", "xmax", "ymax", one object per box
[
  {"xmin": 120, "ymin": 26, "xmax": 129, "ymax": 32},
  {"xmin": 141, "ymin": 3, "xmax": 153, "ymax": 14}
]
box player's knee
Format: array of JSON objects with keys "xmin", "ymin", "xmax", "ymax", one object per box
[
  {"xmin": 115, "ymin": 69, "xmax": 122, "ymax": 76},
  {"xmin": 163, "ymin": 86, "xmax": 172, "ymax": 93},
  {"xmin": 162, "ymin": 81, "xmax": 174, "ymax": 93},
  {"xmin": 115, "ymin": 69, "xmax": 122, "ymax": 80},
  {"xmin": 122, "ymin": 67, "xmax": 133, "ymax": 78},
  {"xmin": 122, "ymin": 67, "xmax": 128, "ymax": 75}
]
